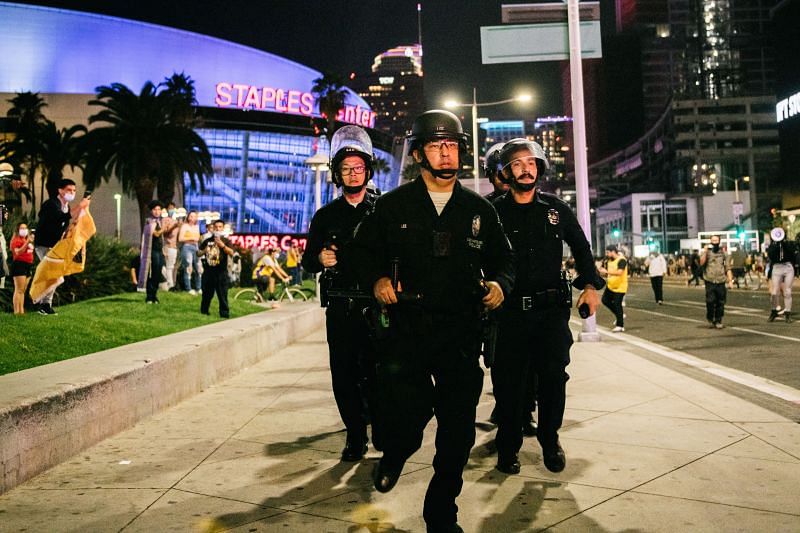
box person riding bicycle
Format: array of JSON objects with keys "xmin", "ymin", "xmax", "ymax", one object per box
[{"xmin": 252, "ymin": 247, "xmax": 290, "ymax": 302}]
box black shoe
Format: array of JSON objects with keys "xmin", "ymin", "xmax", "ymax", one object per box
[
  {"xmin": 341, "ymin": 439, "xmax": 368, "ymax": 462},
  {"xmin": 496, "ymin": 454, "xmax": 521, "ymax": 475},
  {"xmin": 522, "ymin": 419, "xmax": 538, "ymax": 437},
  {"xmin": 769, "ymin": 310, "xmax": 779, "ymax": 322},
  {"xmin": 39, "ymin": 303, "xmax": 57, "ymax": 315},
  {"xmin": 37, "ymin": 303, "xmax": 49, "ymax": 315},
  {"xmin": 542, "ymin": 441, "xmax": 566, "ymax": 473},
  {"xmin": 426, "ymin": 522, "xmax": 464, "ymax": 533},
  {"xmin": 786, "ymin": 312, "xmax": 793, "ymax": 324},
  {"xmin": 372, "ymin": 458, "xmax": 402, "ymax": 493}
]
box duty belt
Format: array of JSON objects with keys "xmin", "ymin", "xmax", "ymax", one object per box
[{"xmin": 514, "ymin": 289, "xmax": 563, "ymax": 311}]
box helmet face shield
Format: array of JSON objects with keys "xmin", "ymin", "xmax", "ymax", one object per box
[
  {"xmin": 498, "ymin": 138, "xmax": 549, "ymax": 189},
  {"xmin": 329, "ymin": 125, "xmax": 374, "ymax": 188}
]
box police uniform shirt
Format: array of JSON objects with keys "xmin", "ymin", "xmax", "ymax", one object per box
[
  {"xmin": 301, "ymin": 193, "xmax": 377, "ymax": 289},
  {"xmin": 352, "ymin": 177, "xmax": 514, "ymax": 314},
  {"xmin": 493, "ymin": 190, "xmax": 603, "ymax": 296}
]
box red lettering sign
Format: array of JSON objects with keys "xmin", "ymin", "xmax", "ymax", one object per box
[
  {"xmin": 214, "ymin": 83, "xmax": 375, "ymax": 127},
  {"xmin": 229, "ymin": 233, "xmax": 307, "ymax": 252}
]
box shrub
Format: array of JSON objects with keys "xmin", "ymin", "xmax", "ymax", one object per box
[{"xmin": 57, "ymin": 235, "xmax": 136, "ymax": 303}]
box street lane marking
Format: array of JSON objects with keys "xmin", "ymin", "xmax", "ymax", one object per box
[
  {"xmin": 630, "ymin": 307, "xmax": 800, "ymax": 343},
  {"xmin": 572, "ymin": 319, "xmax": 800, "ymax": 404}
]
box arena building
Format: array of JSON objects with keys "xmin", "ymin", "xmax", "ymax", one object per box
[{"xmin": 0, "ymin": 2, "xmax": 400, "ymax": 244}]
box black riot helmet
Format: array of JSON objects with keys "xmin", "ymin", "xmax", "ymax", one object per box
[
  {"xmin": 498, "ymin": 138, "xmax": 549, "ymax": 192},
  {"xmin": 329, "ymin": 125, "xmax": 374, "ymax": 193},
  {"xmin": 406, "ymin": 109, "xmax": 469, "ymax": 180},
  {"xmin": 484, "ymin": 142, "xmax": 505, "ymax": 184}
]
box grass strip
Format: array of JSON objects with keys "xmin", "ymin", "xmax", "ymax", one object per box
[{"xmin": 0, "ymin": 290, "xmax": 268, "ymax": 375}]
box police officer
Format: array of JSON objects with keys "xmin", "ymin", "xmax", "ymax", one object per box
[
  {"xmin": 301, "ymin": 125, "xmax": 380, "ymax": 462},
  {"xmin": 483, "ymin": 142, "xmax": 509, "ymax": 203},
  {"xmin": 491, "ymin": 138, "xmax": 603, "ymax": 475},
  {"xmin": 351, "ymin": 110, "xmax": 513, "ymax": 533},
  {"xmin": 484, "ymin": 142, "xmax": 538, "ymax": 437}
]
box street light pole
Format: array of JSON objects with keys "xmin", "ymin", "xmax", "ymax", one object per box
[
  {"xmin": 113, "ymin": 193, "xmax": 122, "ymax": 240},
  {"xmin": 472, "ymin": 87, "xmax": 480, "ymax": 194},
  {"xmin": 567, "ymin": 0, "xmax": 600, "ymax": 342},
  {"xmin": 445, "ymin": 91, "xmax": 531, "ymax": 194}
]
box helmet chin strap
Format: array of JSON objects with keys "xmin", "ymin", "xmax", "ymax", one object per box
[
  {"xmin": 419, "ymin": 153, "xmax": 459, "ymax": 180},
  {"xmin": 342, "ymin": 182, "xmax": 367, "ymax": 195}
]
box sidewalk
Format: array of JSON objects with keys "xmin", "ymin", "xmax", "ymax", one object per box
[{"xmin": 1, "ymin": 320, "xmax": 799, "ymax": 531}]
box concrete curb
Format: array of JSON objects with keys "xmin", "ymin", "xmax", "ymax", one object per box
[{"xmin": 0, "ymin": 302, "xmax": 324, "ymax": 495}]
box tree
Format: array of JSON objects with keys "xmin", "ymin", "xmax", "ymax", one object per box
[
  {"xmin": 401, "ymin": 160, "xmax": 421, "ymax": 183},
  {"xmin": 38, "ymin": 121, "xmax": 87, "ymax": 198},
  {"xmin": 311, "ymin": 73, "xmax": 348, "ymax": 146},
  {"xmin": 82, "ymin": 78, "xmax": 212, "ymax": 229},
  {"xmin": 0, "ymin": 91, "xmax": 49, "ymax": 211}
]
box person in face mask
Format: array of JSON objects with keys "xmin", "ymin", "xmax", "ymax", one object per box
[
  {"xmin": 198, "ymin": 219, "xmax": 234, "ymax": 318},
  {"xmin": 33, "ymin": 178, "xmax": 91, "ymax": 315},
  {"xmin": 699, "ymin": 234, "xmax": 733, "ymax": 328},
  {"xmin": 9, "ymin": 222, "xmax": 35, "ymax": 314}
]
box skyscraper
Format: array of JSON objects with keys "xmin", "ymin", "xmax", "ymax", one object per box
[{"xmin": 349, "ymin": 44, "xmax": 424, "ymax": 139}]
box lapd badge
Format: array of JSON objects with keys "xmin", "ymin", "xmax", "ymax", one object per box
[
  {"xmin": 467, "ymin": 214, "xmax": 484, "ymax": 250},
  {"xmin": 547, "ymin": 209, "xmax": 560, "ymax": 225},
  {"xmin": 472, "ymin": 215, "xmax": 481, "ymax": 237}
]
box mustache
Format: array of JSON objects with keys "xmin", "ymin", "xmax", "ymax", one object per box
[{"xmin": 515, "ymin": 173, "xmax": 536, "ymax": 181}]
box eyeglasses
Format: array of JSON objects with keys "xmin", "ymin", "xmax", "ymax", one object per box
[
  {"xmin": 340, "ymin": 165, "xmax": 366, "ymax": 176},
  {"xmin": 504, "ymin": 157, "xmax": 539, "ymax": 173},
  {"xmin": 423, "ymin": 140, "xmax": 460, "ymax": 153}
]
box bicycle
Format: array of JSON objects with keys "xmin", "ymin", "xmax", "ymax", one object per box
[{"xmin": 233, "ymin": 281, "xmax": 313, "ymax": 304}]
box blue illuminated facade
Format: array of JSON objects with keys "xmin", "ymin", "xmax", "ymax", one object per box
[{"xmin": 0, "ymin": 2, "xmax": 397, "ymax": 236}]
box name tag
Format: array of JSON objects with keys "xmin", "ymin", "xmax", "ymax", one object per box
[{"xmin": 466, "ymin": 238, "xmax": 484, "ymax": 250}]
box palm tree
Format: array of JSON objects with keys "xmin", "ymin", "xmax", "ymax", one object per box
[
  {"xmin": 311, "ymin": 73, "xmax": 348, "ymax": 146},
  {"xmin": 1, "ymin": 91, "xmax": 49, "ymax": 210},
  {"xmin": 82, "ymin": 79, "xmax": 212, "ymax": 228},
  {"xmin": 401, "ymin": 161, "xmax": 421, "ymax": 183},
  {"xmin": 38, "ymin": 121, "xmax": 87, "ymax": 199}
]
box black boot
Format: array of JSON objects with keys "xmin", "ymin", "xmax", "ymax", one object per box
[{"xmin": 768, "ymin": 309, "xmax": 779, "ymax": 322}]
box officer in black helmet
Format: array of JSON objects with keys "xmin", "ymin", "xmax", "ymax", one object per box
[
  {"xmin": 301, "ymin": 125, "xmax": 380, "ymax": 462},
  {"xmin": 491, "ymin": 138, "xmax": 603, "ymax": 475},
  {"xmin": 352, "ymin": 110, "xmax": 514, "ymax": 533},
  {"xmin": 483, "ymin": 142, "xmax": 509, "ymax": 203},
  {"xmin": 484, "ymin": 142, "xmax": 538, "ymax": 437}
]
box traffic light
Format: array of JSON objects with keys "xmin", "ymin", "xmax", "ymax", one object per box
[
  {"xmin": 737, "ymin": 226, "xmax": 747, "ymax": 241},
  {"xmin": 612, "ymin": 228, "xmax": 621, "ymax": 238}
]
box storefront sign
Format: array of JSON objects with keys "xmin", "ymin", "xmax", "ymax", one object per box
[
  {"xmin": 776, "ymin": 91, "xmax": 800, "ymax": 123},
  {"xmin": 228, "ymin": 233, "xmax": 307, "ymax": 252},
  {"xmin": 214, "ymin": 82, "xmax": 377, "ymax": 127}
]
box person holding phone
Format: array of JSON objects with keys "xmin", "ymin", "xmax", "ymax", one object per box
[
  {"xmin": 699, "ymin": 234, "xmax": 732, "ymax": 328},
  {"xmin": 9, "ymin": 222, "xmax": 35, "ymax": 314},
  {"xmin": 33, "ymin": 179, "xmax": 90, "ymax": 315}
]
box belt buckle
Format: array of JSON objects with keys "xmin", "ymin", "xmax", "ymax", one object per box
[{"xmin": 522, "ymin": 296, "xmax": 533, "ymax": 311}]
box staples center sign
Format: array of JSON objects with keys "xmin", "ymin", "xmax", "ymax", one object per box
[{"xmin": 214, "ymin": 82, "xmax": 376, "ymax": 127}]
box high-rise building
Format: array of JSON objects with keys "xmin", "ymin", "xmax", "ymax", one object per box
[{"xmin": 349, "ymin": 44, "xmax": 424, "ymax": 139}]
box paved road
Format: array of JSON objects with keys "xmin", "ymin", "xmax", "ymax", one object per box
[{"xmin": 593, "ymin": 278, "xmax": 800, "ymax": 392}]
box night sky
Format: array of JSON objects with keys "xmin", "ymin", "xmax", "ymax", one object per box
[{"xmin": 14, "ymin": 0, "xmax": 563, "ymax": 120}]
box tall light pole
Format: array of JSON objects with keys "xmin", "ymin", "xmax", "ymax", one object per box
[
  {"xmin": 113, "ymin": 193, "xmax": 122, "ymax": 240},
  {"xmin": 305, "ymin": 152, "xmax": 329, "ymax": 212},
  {"xmin": 445, "ymin": 91, "xmax": 531, "ymax": 194}
]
